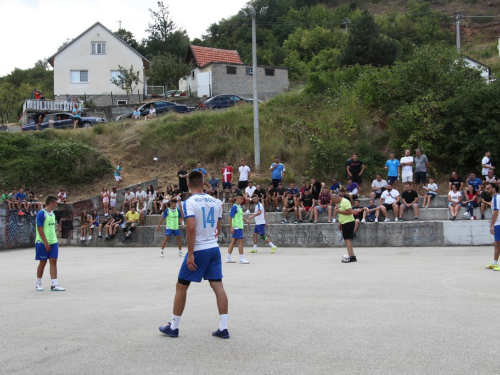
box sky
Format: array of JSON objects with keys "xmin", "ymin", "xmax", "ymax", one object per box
[{"xmin": 0, "ymin": 0, "xmax": 250, "ymax": 77}]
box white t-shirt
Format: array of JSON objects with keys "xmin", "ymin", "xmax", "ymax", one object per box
[
  {"xmin": 149, "ymin": 108, "xmax": 156, "ymax": 116},
  {"xmin": 381, "ymin": 189, "xmax": 400, "ymax": 205},
  {"xmin": 425, "ymin": 183, "xmax": 438, "ymax": 194},
  {"xmin": 124, "ymin": 192, "xmax": 135, "ymax": 202},
  {"xmin": 482, "ymin": 156, "xmax": 492, "ymax": 176},
  {"xmin": 448, "ymin": 190, "xmax": 461, "ymax": 203},
  {"xmin": 109, "ymin": 192, "xmax": 117, "ymax": 201},
  {"xmin": 400, "ymin": 156, "xmax": 414, "ymax": 175},
  {"xmin": 58, "ymin": 192, "xmax": 66, "ymax": 199},
  {"xmin": 371, "ymin": 179, "xmax": 388, "ymax": 193},
  {"xmin": 239, "ymin": 165, "xmax": 251, "ymax": 181},
  {"xmin": 485, "ymin": 175, "xmax": 497, "ymax": 183},
  {"xmin": 245, "ymin": 186, "xmax": 256, "ymax": 198},
  {"xmin": 183, "ymin": 193, "xmax": 222, "ymax": 251},
  {"xmin": 493, "ymin": 194, "xmax": 500, "ymax": 226},
  {"xmin": 254, "ymin": 202, "xmax": 266, "ymax": 225},
  {"xmin": 136, "ymin": 191, "xmax": 147, "ymax": 200}
]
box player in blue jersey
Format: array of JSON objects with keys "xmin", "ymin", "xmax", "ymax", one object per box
[{"xmin": 159, "ymin": 171, "xmax": 229, "ymax": 339}]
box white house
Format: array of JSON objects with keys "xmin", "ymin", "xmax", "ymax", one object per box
[
  {"xmin": 48, "ymin": 22, "xmax": 149, "ymax": 102},
  {"xmin": 464, "ymin": 56, "xmax": 490, "ymax": 81}
]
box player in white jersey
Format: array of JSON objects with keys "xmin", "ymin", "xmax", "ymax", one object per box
[
  {"xmin": 485, "ymin": 183, "xmax": 500, "ymax": 271},
  {"xmin": 159, "ymin": 171, "xmax": 230, "ymax": 339},
  {"xmin": 246, "ymin": 194, "xmax": 277, "ymax": 254}
]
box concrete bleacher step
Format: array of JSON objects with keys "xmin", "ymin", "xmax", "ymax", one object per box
[{"xmin": 143, "ymin": 205, "xmax": 491, "ymax": 226}]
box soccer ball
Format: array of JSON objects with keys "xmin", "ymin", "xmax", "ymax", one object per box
[
  {"xmin": 153, "ymin": 157, "xmax": 158, "ymax": 161},
  {"xmin": 342, "ymin": 254, "xmax": 350, "ymax": 263}
]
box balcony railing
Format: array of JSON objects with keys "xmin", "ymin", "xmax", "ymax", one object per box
[{"xmin": 23, "ymin": 100, "xmax": 82, "ymax": 113}]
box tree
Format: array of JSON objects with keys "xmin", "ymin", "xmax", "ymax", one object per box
[
  {"xmin": 115, "ymin": 28, "xmax": 139, "ymax": 49},
  {"xmin": 145, "ymin": 1, "xmax": 175, "ymax": 54},
  {"xmin": 339, "ymin": 10, "xmax": 400, "ymax": 67},
  {"xmin": 111, "ymin": 65, "xmax": 141, "ymax": 94},
  {"xmin": 147, "ymin": 53, "xmax": 192, "ymax": 93}
]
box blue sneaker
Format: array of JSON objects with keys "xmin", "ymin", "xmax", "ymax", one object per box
[
  {"xmin": 212, "ymin": 328, "xmax": 230, "ymax": 339},
  {"xmin": 159, "ymin": 323, "xmax": 179, "ymax": 337}
]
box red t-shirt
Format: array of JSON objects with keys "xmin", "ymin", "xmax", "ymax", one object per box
[{"xmin": 222, "ymin": 166, "xmax": 233, "ymax": 183}]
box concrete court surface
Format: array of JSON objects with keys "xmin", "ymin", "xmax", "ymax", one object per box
[{"xmin": 1, "ymin": 245, "xmax": 499, "ymax": 375}]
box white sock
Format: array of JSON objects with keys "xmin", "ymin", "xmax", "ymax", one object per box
[
  {"xmin": 253, "ymin": 244, "xmax": 257, "ymax": 250},
  {"xmin": 494, "ymin": 260, "xmax": 498, "ymax": 265},
  {"xmin": 219, "ymin": 314, "xmax": 228, "ymax": 330},
  {"xmin": 98, "ymin": 232, "xmax": 101, "ymax": 236},
  {"xmin": 239, "ymin": 254, "xmax": 245, "ymax": 261},
  {"xmin": 226, "ymin": 253, "xmax": 231, "ymax": 259},
  {"xmin": 171, "ymin": 314, "xmax": 181, "ymax": 330},
  {"xmin": 36, "ymin": 278, "xmax": 42, "ymax": 284},
  {"xmin": 51, "ymin": 279, "xmax": 57, "ymax": 286},
  {"xmin": 268, "ymin": 242, "xmax": 274, "ymax": 248}
]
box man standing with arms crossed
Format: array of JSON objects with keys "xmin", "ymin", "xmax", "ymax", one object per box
[
  {"xmin": 221, "ymin": 161, "xmax": 233, "ymax": 203},
  {"xmin": 159, "ymin": 171, "xmax": 229, "ymax": 339},
  {"xmin": 332, "ymin": 194, "xmax": 357, "ymax": 263},
  {"xmin": 35, "ymin": 196, "xmax": 65, "ymax": 291},
  {"xmin": 270, "ymin": 156, "xmax": 285, "ymax": 189}
]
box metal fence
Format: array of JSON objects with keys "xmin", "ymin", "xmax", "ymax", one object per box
[{"xmin": 23, "ymin": 100, "xmax": 81, "ymax": 113}]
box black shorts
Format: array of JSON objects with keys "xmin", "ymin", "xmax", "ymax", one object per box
[
  {"xmin": 179, "ymin": 184, "xmax": 188, "ymax": 193},
  {"xmin": 351, "ymin": 175, "xmax": 363, "ymax": 184},
  {"xmin": 238, "ymin": 181, "xmax": 248, "ymax": 190},
  {"xmin": 341, "ymin": 221, "xmax": 355, "ymax": 240},
  {"xmin": 374, "ymin": 192, "xmax": 382, "ymax": 199},
  {"xmin": 272, "ymin": 179, "xmax": 282, "ymax": 189},
  {"xmin": 383, "ymin": 203, "xmax": 394, "ymax": 211},
  {"xmin": 415, "ymin": 172, "xmax": 427, "ymax": 184}
]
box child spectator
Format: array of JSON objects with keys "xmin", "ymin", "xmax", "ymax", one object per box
[
  {"xmin": 132, "ymin": 107, "xmax": 140, "ymax": 120},
  {"xmin": 145, "ymin": 104, "xmax": 156, "ymax": 120},
  {"xmin": 57, "ymin": 188, "xmax": 66, "ymax": 204},
  {"xmin": 146, "ymin": 184, "xmax": 156, "ymax": 215},
  {"xmin": 155, "ymin": 187, "xmax": 166, "ymax": 214},
  {"xmin": 98, "ymin": 209, "xmax": 114, "ymax": 239},
  {"xmin": 16, "ymin": 187, "xmax": 28, "ymax": 215},
  {"xmin": 137, "ymin": 200, "xmax": 147, "ymax": 226},
  {"xmin": 8, "ymin": 188, "xmax": 17, "ymax": 211},
  {"xmin": 422, "ymin": 178, "xmax": 438, "ymax": 208},
  {"xmin": 80, "ymin": 211, "xmax": 90, "ymax": 241},
  {"xmin": 109, "ymin": 187, "xmax": 117, "ymax": 210},
  {"xmin": 88, "ymin": 210, "xmax": 99, "ymax": 240},
  {"xmin": 122, "ymin": 188, "xmax": 135, "ymax": 212},
  {"xmin": 463, "ymin": 185, "xmax": 479, "ymax": 220},
  {"xmin": 448, "ymin": 184, "xmax": 462, "ymax": 221},
  {"xmin": 1, "ymin": 189, "xmax": 10, "ymax": 208},
  {"xmin": 26, "ymin": 188, "xmax": 42, "ymax": 216},
  {"xmin": 123, "ymin": 206, "xmax": 139, "ymax": 240},
  {"xmin": 114, "ymin": 161, "xmax": 124, "ymax": 189},
  {"xmin": 101, "ymin": 186, "xmax": 110, "ymax": 215}
]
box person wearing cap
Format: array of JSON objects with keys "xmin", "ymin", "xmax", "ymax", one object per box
[
  {"xmin": 270, "ymin": 156, "xmax": 285, "ymax": 189},
  {"xmin": 226, "ymin": 189, "xmax": 250, "ymax": 264},
  {"xmin": 414, "ymin": 149, "xmax": 429, "ymax": 196}
]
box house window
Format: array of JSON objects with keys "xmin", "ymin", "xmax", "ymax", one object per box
[
  {"xmin": 70, "ymin": 70, "xmax": 88, "ymax": 83},
  {"xmin": 110, "ymin": 70, "xmax": 123, "ymax": 82},
  {"xmin": 265, "ymin": 68, "xmax": 275, "ymax": 76},
  {"xmin": 191, "ymin": 71, "xmax": 195, "ymax": 79},
  {"xmin": 246, "ymin": 67, "xmax": 253, "ymax": 76},
  {"xmin": 91, "ymin": 42, "xmax": 106, "ymax": 55},
  {"xmin": 227, "ymin": 66, "xmax": 237, "ymax": 75}
]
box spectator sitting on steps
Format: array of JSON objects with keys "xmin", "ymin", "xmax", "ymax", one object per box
[
  {"xmin": 422, "ymin": 178, "xmax": 438, "ymax": 209},
  {"xmin": 480, "ymin": 183, "xmax": 495, "ymax": 220},
  {"xmin": 379, "ymin": 184, "xmax": 401, "ymax": 222},
  {"xmin": 398, "ymin": 183, "xmax": 419, "ymax": 222},
  {"xmin": 123, "ymin": 206, "xmax": 140, "ymax": 240}
]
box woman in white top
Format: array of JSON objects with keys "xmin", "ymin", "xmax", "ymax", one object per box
[
  {"xmin": 109, "ymin": 187, "xmax": 117, "ymax": 209},
  {"xmin": 137, "ymin": 200, "xmax": 147, "ymax": 225},
  {"xmin": 448, "ymin": 184, "xmax": 462, "ymax": 220},
  {"xmin": 146, "ymin": 184, "xmax": 156, "ymax": 215}
]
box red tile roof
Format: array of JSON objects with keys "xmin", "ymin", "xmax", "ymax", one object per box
[{"xmin": 190, "ymin": 45, "xmax": 243, "ymax": 67}]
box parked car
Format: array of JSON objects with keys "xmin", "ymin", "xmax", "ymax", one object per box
[
  {"xmin": 203, "ymin": 95, "xmax": 253, "ymax": 110},
  {"xmin": 21, "ymin": 112, "xmax": 106, "ymax": 131},
  {"xmin": 113, "ymin": 100, "xmax": 189, "ymax": 121}
]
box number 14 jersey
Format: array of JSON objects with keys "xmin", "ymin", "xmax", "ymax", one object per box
[{"xmin": 183, "ymin": 193, "xmax": 223, "ymax": 251}]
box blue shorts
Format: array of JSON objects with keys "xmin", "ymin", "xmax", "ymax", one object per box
[
  {"xmin": 165, "ymin": 228, "xmax": 181, "ymax": 237},
  {"xmin": 388, "ymin": 176, "xmax": 398, "ymax": 184},
  {"xmin": 222, "ymin": 182, "xmax": 232, "ymax": 190},
  {"xmin": 178, "ymin": 247, "xmax": 223, "ymax": 282},
  {"xmin": 253, "ymin": 224, "xmax": 265, "ymax": 235},
  {"xmin": 495, "ymin": 226, "xmax": 500, "ymax": 242},
  {"xmin": 232, "ymin": 228, "xmax": 244, "ymax": 239},
  {"xmin": 315, "ymin": 206, "xmax": 330, "ymax": 213},
  {"xmin": 35, "ymin": 242, "xmax": 59, "ymax": 260}
]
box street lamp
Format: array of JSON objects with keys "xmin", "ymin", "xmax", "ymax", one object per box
[{"xmin": 241, "ymin": 5, "xmax": 268, "ymax": 170}]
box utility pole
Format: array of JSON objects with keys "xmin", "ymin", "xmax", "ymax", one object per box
[
  {"xmin": 117, "ymin": 20, "xmax": 122, "ymax": 30},
  {"xmin": 455, "ymin": 14, "xmax": 463, "ymax": 52},
  {"xmin": 240, "ymin": 6, "xmax": 268, "ymax": 170},
  {"xmin": 343, "ymin": 18, "xmax": 350, "ymax": 33}
]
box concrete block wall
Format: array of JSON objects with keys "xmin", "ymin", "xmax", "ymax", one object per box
[{"xmin": 211, "ymin": 64, "xmax": 289, "ymax": 100}]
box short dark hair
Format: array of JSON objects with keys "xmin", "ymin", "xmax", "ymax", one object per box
[
  {"xmin": 188, "ymin": 171, "xmax": 204, "ymax": 188},
  {"xmin": 45, "ymin": 196, "xmax": 57, "ymax": 205}
]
